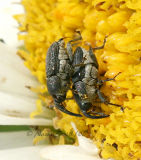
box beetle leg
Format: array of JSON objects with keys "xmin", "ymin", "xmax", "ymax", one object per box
[
  {"xmin": 82, "ymin": 110, "xmax": 109, "ymax": 119},
  {"xmin": 98, "ymin": 72, "xmax": 121, "ymax": 88},
  {"xmin": 92, "ymin": 36, "xmax": 107, "ymax": 51},
  {"xmin": 97, "ymin": 89, "xmax": 124, "ymax": 111},
  {"xmin": 99, "ymin": 72, "xmax": 121, "ymax": 84},
  {"xmin": 87, "ymin": 110, "xmax": 109, "ymax": 116},
  {"xmin": 54, "ymin": 100, "xmax": 82, "ymax": 117},
  {"xmin": 69, "ymin": 31, "xmax": 82, "ymax": 43},
  {"xmin": 69, "ymin": 36, "xmax": 82, "ymax": 42}
]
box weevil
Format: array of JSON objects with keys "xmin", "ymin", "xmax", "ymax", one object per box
[
  {"xmin": 72, "ymin": 38, "xmax": 123, "ymax": 119},
  {"xmin": 46, "ymin": 36, "xmax": 82, "ymax": 117},
  {"xmin": 46, "ymin": 34, "xmax": 123, "ymax": 119}
]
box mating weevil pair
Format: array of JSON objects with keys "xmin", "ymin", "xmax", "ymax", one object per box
[{"xmin": 46, "ymin": 33, "xmax": 123, "ymax": 119}]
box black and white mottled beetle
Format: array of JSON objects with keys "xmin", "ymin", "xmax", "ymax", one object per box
[
  {"xmin": 72, "ymin": 39, "xmax": 123, "ymax": 119},
  {"xmin": 46, "ymin": 34, "xmax": 123, "ymax": 119},
  {"xmin": 46, "ymin": 36, "xmax": 82, "ymax": 117}
]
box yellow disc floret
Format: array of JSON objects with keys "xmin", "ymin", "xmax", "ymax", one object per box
[{"xmin": 15, "ymin": 0, "xmax": 141, "ymax": 159}]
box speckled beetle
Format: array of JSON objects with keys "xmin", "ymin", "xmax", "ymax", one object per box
[
  {"xmin": 46, "ymin": 36, "xmax": 82, "ymax": 117},
  {"xmin": 72, "ymin": 39, "xmax": 123, "ymax": 119},
  {"xmin": 46, "ymin": 34, "xmax": 123, "ymax": 119}
]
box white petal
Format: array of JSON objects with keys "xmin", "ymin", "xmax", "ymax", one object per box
[
  {"xmin": 0, "ymin": 114, "xmax": 52, "ymax": 126},
  {"xmin": 0, "ymin": 146, "xmax": 44, "ymax": 160},
  {"xmin": 0, "ymin": 91, "xmax": 37, "ymax": 117},
  {"xmin": 0, "ymin": 43, "xmax": 39, "ymax": 116},
  {"xmin": 0, "ymin": 0, "xmax": 24, "ymax": 47},
  {"xmin": 0, "ymin": 91, "xmax": 54, "ymax": 118},
  {"xmin": 0, "ymin": 43, "xmax": 38, "ymax": 99},
  {"xmin": 40, "ymin": 145, "xmax": 101, "ymax": 160},
  {"xmin": 71, "ymin": 122, "xmax": 99, "ymax": 155},
  {"xmin": 0, "ymin": 131, "xmax": 34, "ymax": 150}
]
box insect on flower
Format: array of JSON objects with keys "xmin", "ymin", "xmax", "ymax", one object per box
[{"xmin": 46, "ymin": 33, "xmax": 124, "ymax": 119}]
